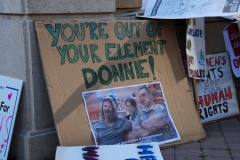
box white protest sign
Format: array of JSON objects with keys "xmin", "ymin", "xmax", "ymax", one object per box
[
  {"xmin": 56, "ymin": 142, "xmax": 163, "ymax": 160},
  {"xmin": 186, "ymin": 18, "xmax": 206, "ymax": 80},
  {"xmin": 0, "ymin": 75, "xmax": 23, "ymax": 160},
  {"xmin": 197, "ymin": 52, "xmax": 239, "ymax": 123},
  {"xmin": 142, "ymin": 0, "xmax": 149, "ymax": 10},
  {"xmin": 223, "ymin": 22, "xmax": 240, "ymax": 78},
  {"xmin": 143, "ymin": 0, "xmax": 240, "ymax": 19}
]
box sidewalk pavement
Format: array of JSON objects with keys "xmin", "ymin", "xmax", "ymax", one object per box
[{"xmin": 161, "ymin": 116, "xmax": 240, "ymax": 160}]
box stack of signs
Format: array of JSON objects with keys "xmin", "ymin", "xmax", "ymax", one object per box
[
  {"xmin": 196, "ymin": 52, "xmax": 239, "ymax": 123},
  {"xmin": 56, "ymin": 142, "xmax": 163, "ymax": 160},
  {"xmin": 186, "ymin": 18, "xmax": 206, "ymax": 80},
  {"xmin": 35, "ymin": 20, "xmax": 205, "ymax": 147},
  {"xmin": 0, "ymin": 75, "xmax": 23, "ymax": 160},
  {"xmin": 223, "ymin": 22, "xmax": 240, "ymax": 78}
]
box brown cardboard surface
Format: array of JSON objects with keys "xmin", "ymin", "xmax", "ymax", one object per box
[
  {"xmin": 116, "ymin": 0, "xmax": 142, "ymax": 9},
  {"xmin": 34, "ymin": 20, "xmax": 206, "ymax": 147}
]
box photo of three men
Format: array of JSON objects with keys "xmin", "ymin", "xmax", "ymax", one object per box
[{"xmin": 82, "ymin": 82, "xmax": 180, "ymax": 145}]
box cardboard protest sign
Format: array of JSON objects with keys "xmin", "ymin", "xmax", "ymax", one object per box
[
  {"xmin": 35, "ymin": 20, "xmax": 205, "ymax": 147},
  {"xmin": 223, "ymin": 22, "xmax": 240, "ymax": 77},
  {"xmin": 186, "ymin": 18, "xmax": 206, "ymax": 80},
  {"xmin": 82, "ymin": 82, "xmax": 180, "ymax": 145},
  {"xmin": 56, "ymin": 142, "xmax": 163, "ymax": 160},
  {"xmin": 197, "ymin": 52, "xmax": 239, "ymax": 123},
  {"xmin": 0, "ymin": 75, "xmax": 23, "ymax": 160}
]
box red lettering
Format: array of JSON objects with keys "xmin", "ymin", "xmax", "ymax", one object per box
[
  {"xmin": 209, "ymin": 57, "xmax": 214, "ymax": 66},
  {"xmin": 204, "ymin": 94, "xmax": 211, "ymax": 106},
  {"xmin": 206, "ymin": 56, "xmax": 227, "ymax": 67},
  {"xmin": 211, "ymin": 92, "xmax": 218, "ymax": 104},
  {"xmin": 198, "ymin": 96, "xmax": 204, "ymax": 107},
  {"xmin": 206, "ymin": 58, "xmax": 209, "ymax": 66},
  {"xmin": 225, "ymin": 86, "xmax": 232, "ymax": 100},
  {"xmin": 233, "ymin": 58, "xmax": 240, "ymax": 68},
  {"xmin": 222, "ymin": 56, "xmax": 226, "ymax": 65},
  {"xmin": 199, "ymin": 87, "xmax": 233, "ymax": 107},
  {"xmin": 219, "ymin": 90, "xmax": 225, "ymax": 102}
]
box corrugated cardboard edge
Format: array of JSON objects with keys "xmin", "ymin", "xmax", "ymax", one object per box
[
  {"xmin": 157, "ymin": 20, "xmax": 206, "ymax": 147},
  {"xmin": 34, "ymin": 20, "xmax": 64, "ymax": 145}
]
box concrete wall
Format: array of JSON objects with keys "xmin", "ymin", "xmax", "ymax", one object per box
[{"xmin": 0, "ymin": 0, "xmax": 115, "ymax": 159}]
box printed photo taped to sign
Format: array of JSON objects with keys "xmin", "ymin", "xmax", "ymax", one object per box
[{"xmin": 82, "ymin": 82, "xmax": 180, "ymax": 145}]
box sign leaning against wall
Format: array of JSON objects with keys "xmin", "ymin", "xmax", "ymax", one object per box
[
  {"xmin": 35, "ymin": 20, "xmax": 205, "ymax": 147},
  {"xmin": 197, "ymin": 52, "xmax": 239, "ymax": 123},
  {"xmin": 0, "ymin": 75, "xmax": 23, "ymax": 160}
]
